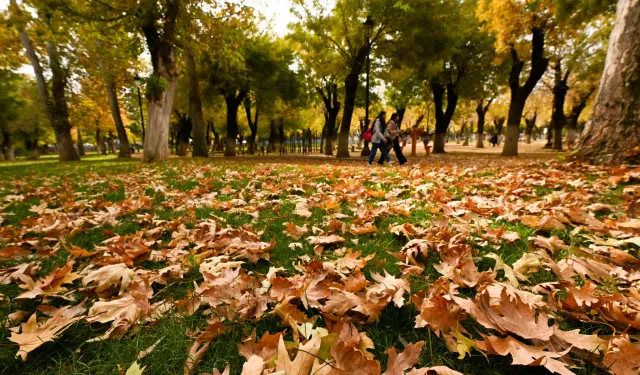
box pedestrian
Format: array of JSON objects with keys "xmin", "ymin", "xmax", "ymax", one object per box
[
  {"xmin": 490, "ymin": 133, "xmax": 498, "ymax": 147},
  {"xmin": 368, "ymin": 111, "xmax": 392, "ymax": 166},
  {"xmin": 378, "ymin": 113, "xmax": 407, "ymax": 165}
]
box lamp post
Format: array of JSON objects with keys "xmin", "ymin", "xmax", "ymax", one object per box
[
  {"xmin": 361, "ymin": 16, "xmax": 375, "ymax": 157},
  {"xmin": 134, "ymin": 75, "xmax": 145, "ymax": 145}
]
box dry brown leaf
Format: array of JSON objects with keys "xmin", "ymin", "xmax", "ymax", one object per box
[{"xmin": 9, "ymin": 306, "xmax": 84, "ymax": 360}]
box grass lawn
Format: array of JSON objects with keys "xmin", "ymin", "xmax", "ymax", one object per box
[{"xmin": 0, "ymin": 155, "xmax": 638, "ymax": 375}]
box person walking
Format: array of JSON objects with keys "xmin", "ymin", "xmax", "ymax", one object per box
[
  {"xmin": 378, "ymin": 113, "xmax": 407, "ymax": 165},
  {"xmin": 368, "ymin": 111, "xmax": 392, "ymax": 166}
]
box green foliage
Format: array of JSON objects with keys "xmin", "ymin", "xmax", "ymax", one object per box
[{"xmin": 145, "ymin": 74, "xmax": 168, "ymax": 100}]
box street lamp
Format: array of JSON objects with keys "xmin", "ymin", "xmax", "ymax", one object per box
[
  {"xmin": 361, "ymin": 16, "xmax": 375, "ymax": 157},
  {"xmin": 134, "ymin": 74, "xmax": 145, "ymax": 144}
]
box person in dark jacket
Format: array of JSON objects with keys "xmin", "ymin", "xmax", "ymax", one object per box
[
  {"xmin": 378, "ymin": 113, "xmax": 407, "ymax": 165},
  {"xmin": 368, "ymin": 111, "xmax": 392, "ymax": 166}
]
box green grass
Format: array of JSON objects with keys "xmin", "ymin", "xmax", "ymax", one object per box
[{"xmin": 0, "ymin": 156, "xmax": 633, "ymax": 375}]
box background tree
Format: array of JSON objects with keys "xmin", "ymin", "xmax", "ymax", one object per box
[
  {"xmin": 293, "ymin": 0, "xmax": 408, "ymax": 157},
  {"xmin": 9, "ymin": 0, "xmax": 80, "ymax": 161}
]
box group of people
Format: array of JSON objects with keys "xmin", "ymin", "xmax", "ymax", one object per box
[{"xmin": 368, "ymin": 111, "xmax": 408, "ymax": 166}]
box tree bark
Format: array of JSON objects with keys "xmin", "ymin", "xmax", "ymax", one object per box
[
  {"xmin": 337, "ymin": 47, "xmax": 367, "ymax": 158},
  {"xmin": 141, "ymin": 1, "xmax": 180, "ymax": 163},
  {"xmin": 96, "ymin": 44, "xmax": 131, "ymax": 158},
  {"xmin": 1, "ymin": 125, "xmax": 15, "ymax": 161},
  {"xmin": 431, "ymin": 81, "xmax": 459, "ymax": 154},
  {"xmin": 268, "ymin": 120, "xmax": 277, "ymax": 153},
  {"xmin": 224, "ymin": 90, "xmax": 246, "ymax": 157},
  {"xmin": 76, "ymin": 126, "xmax": 85, "ymax": 156},
  {"xmin": 475, "ymin": 99, "xmax": 492, "ymax": 148},
  {"xmin": 185, "ymin": 51, "xmax": 208, "ymax": 157},
  {"xmin": 502, "ymin": 27, "xmax": 550, "ymax": 156},
  {"xmin": 580, "ymin": 0, "xmax": 640, "ymax": 164},
  {"xmin": 551, "ymin": 61, "xmax": 570, "ymax": 150},
  {"xmin": 244, "ymin": 98, "xmax": 259, "ymax": 155},
  {"xmin": 396, "ymin": 108, "xmax": 407, "ymax": 129},
  {"xmin": 17, "ymin": 26, "xmax": 79, "ymax": 161},
  {"xmin": 316, "ymin": 84, "xmax": 341, "ymax": 156}
]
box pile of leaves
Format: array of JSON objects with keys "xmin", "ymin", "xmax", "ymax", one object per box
[{"xmin": 0, "ymin": 158, "xmax": 639, "ymax": 375}]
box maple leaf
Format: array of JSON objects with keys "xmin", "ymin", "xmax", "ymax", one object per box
[
  {"xmin": 383, "ymin": 341, "xmax": 424, "ymax": 375},
  {"xmin": 349, "ymin": 222, "xmax": 377, "ymax": 235},
  {"xmin": 125, "ymin": 361, "xmax": 146, "ymax": 375},
  {"xmin": 9, "ymin": 306, "xmax": 85, "ymax": 360},
  {"xmin": 368, "ymin": 271, "xmax": 410, "ymax": 308},
  {"xmin": 414, "ymin": 296, "xmax": 462, "ymax": 336},
  {"xmin": 484, "ymin": 253, "xmax": 527, "ymax": 287},
  {"xmin": 283, "ymin": 222, "xmax": 309, "ymax": 240},
  {"xmin": 454, "ymin": 284, "xmax": 554, "ymax": 340},
  {"xmin": 512, "ymin": 253, "xmax": 542, "ymax": 275},
  {"xmin": 239, "ymin": 330, "xmax": 284, "ymax": 361},
  {"xmin": 0, "ymin": 262, "xmax": 39, "ymax": 285},
  {"xmin": 82, "ymin": 263, "xmax": 135, "ymax": 297},
  {"xmin": 603, "ymin": 335, "xmax": 640, "ymax": 375},
  {"xmin": 274, "ymin": 334, "xmax": 321, "ymax": 375},
  {"xmin": 239, "ymin": 356, "xmax": 264, "ymax": 375},
  {"xmin": 478, "ymin": 334, "xmax": 576, "ymax": 375},
  {"xmin": 17, "ymin": 262, "xmax": 79, "ymax": 300}
]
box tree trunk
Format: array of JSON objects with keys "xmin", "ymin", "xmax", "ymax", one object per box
[
  {"xmin": 55, "ymin": 128, "xmax": 78, "ymax": 161},
  {"xmin": 1, "ymin": 126, "xmax": 15, "ymax": 161},
  {"xmin": 141, "ymin": 1, "xmax": 181, "ymax": 163},
  {"xmin": 143, "ymin": 74, "xmax": 178, "ymax": 162},
  {"xmin": 337, "ymin": 47, "xmax": 367, "ymax": 158},
  {"xmin": 431, "ymin": 81, "xmax": 459, "ymax": 154},
  {"xmin": 185, "ymin": 51, "xmax": 208, "ymax": 157},
  {"xmin": 17, "ymin": 27, "xmax": 79, "ymax": 161},
  {"xmin": 316, "ymin": 84, "xmax": 341, "ymax": 156},
  {"xmin": 502, "ymin": 27, "xmax": 549, "ymax": 156},
  {"xmin": 224, "ymin": 91, "xmax": 246, "ymax": 157},
  {"xmin": 551, "ymin": 61, "xmax": 569, "ymax": 151},
  {"xmin": 76, "ymin": 126, "xmax": 85, "ymax": 156},
  {"xmin": 475, "ymin": 99, "xmax": 491, "ymax": 148},
  {"xmin": 108, "ymin": 132, "xmax": 116, "ymax": 154},
  {"xmin": 244, "ymin": 98, "xmax": 259, "ymax": 155},
  {"xmin": 268, "ymin": 120, "xmax": 277, "ymax": 153},
  {"xmin": 396, "ymin": 108, "xmax": 407, "ymax": 129},
  {"xmin": 97, "ymin": 44, "xmax": 131, "ymax": 159},
  {"xmin": 580, "ymin": 0, "xmax": 640, "ymax": 164}
]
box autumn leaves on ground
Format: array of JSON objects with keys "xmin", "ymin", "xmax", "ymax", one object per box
[{"xmin": 1, "ymin": 156, "xmax": 639, "ymax": 375}]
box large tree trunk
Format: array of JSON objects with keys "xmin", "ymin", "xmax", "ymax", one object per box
[
  {"xmin": 141, "ymin": 1, "xmax": 180, "ymax": 163},
  {"xmin": 337, "ymin": 47, "xmax": 367, "ymax": 158},
  {"xmin": 17, "ymin": 26, "xmax": 79, "ymax": 161},
  {"xmin": 185, "ymin": 51, "xmax": 208, "ymax": 157},
  {"xmin": 502, "ymin": 28, "xmax": 549, "ymax": 156},
  {"xmin": 97, "ymin": 45, "xmax": 132, "ymax": 159},
  {"xmin": 224, "ymin": 91, "xmax": 246, "ymax": 157},
  {"xmin": 431, "ymin": 81, "xmax": 459, "ymax": 154},
  {"xmin": 580, "ymin": 0, "xmax": 640, "ymax": 164},
  {"xmin": 76, "ymin": 126, "xmax": 85, "ymax": 156},
  {"xmin": 143, "ymin": 74, "xmax": 178, "ymax": 162}
]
